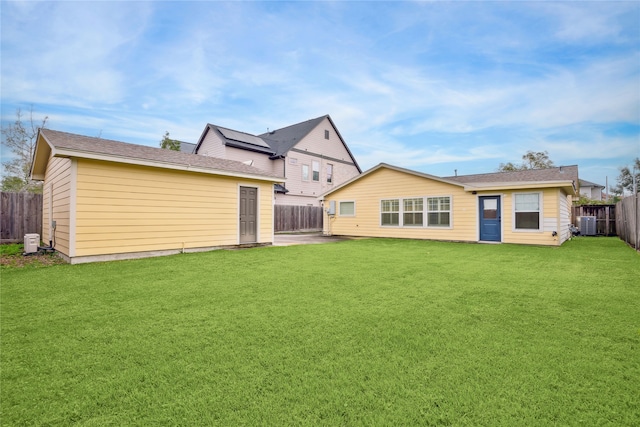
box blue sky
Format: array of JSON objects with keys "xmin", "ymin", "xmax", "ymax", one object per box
[{"xmin": 2, "ymin": 1, "xmax": 639, "ymax": 188}]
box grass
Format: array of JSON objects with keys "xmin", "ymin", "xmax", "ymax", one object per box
[
  {"xmin": 1, "ymin": 243, "xmax": 67, "ymax": 268},
  {"xmin": 1, "ymin": 237, "xmax": 639, "ymax": 426}
]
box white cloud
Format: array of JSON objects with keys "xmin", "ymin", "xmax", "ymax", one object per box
[
  {"xmin": 1, "ymin": 2, "xmax": 152, "ymax": 105},
  {"xmin": 544, "ymin": 2, "xmax": 631, "ymax": 43},
  {"xmin": 2, "ymin": 0, "xmax": 637, "ymax": 186}
]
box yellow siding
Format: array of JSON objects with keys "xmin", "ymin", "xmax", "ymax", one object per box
[
  {"xmin": 74, "ymin": 159, "xmax": 273, "ymax": 257},
  {"xmin": 501, "ymin": 188, "xmax": 561, "ymax": 246},
  {"xmin": 42, "ymin": 157, "xmax": 72, "ymax": 255},
  {"xmin": 325, "ymin": 168, "xmax": 476, "ymax": 242},
  {"xmin": 325, "ymin": 167, "xmax": 566, "ymax": 246}
]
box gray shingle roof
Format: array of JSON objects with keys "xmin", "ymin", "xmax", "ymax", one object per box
[
  {"xmin": 179, "ymin": 141, "xmax": 197, "ymax": 154},
  {"xmin": 579, "ymin": 179, "xmax": 604, "ymax": 188},
  {"xmin": 259, "ymin": 115, "xmax": 327, "ymax": 156},
  {"xmin": 445, "ymin": 165, "xmax": 579, "ymax": 186},
  {"xmin": 39, "ymin": 129, "xmax": 283, "ymax": 180},
  {"xmin": 196, "ymin": 115, "xmax": 361, "ymax": 172}
]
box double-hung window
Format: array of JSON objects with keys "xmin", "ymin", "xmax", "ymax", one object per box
[
  {"xmin": 327, "ymin": 164, "xmax": 333, "ymax": 184},
  {"xmin": 427, "ymin": 196, "xmax": 450, "ymax": 227},
  {"xmin": 514, "ymin": 193, "xmax": 541, "ymax": 230},
  {"xmin": 403, "ymin": 198, "xmax": 423, "ymax": 226},
  {"xmin": 381, "ymin": 199, "xmax": 399, "ymax": 226},
  {"xmin": 302, "ymin": 164, "xmax": 309, "ymax": 181},
  {"xmin": 312, "ymin": 161, "xmax": 320, "ymax": 182}
]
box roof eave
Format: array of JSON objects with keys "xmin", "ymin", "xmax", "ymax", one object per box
[
  {"xmin": 325, "ymin": 115, "xmax": 362, "ymax": 173},
  {"xmin": 193, "ymin": 124, "xmax": 214, "ymax": 154},
  {"xmin": 464, "ymin": 180, "xmax": 577, "ymax": 194},
  {"xmin": 51, "ymin": 148, "xmax": 283, "ymax": 183},
  {"xmin": 30, "ymin": 131, "xmax": 54, "ymax": 181}
]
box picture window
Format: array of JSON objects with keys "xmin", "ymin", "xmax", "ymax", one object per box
[{"xmin": 339, "ymin": 201, "xmax": 355, "ymax": 216}]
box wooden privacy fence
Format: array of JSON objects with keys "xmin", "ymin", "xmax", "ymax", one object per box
[
  {"xmin": 616, "ymin": 195, "xmax": 639, "ymax": 250},
  {"xmin": 275, "ymin": 205, "xmax": 323, "ymax": 232},
  {"xmin": 1, "ymin": 192, "xmax": 43, "ymax": 243},
  {"xmin": 572, "ymin": 204, "xmax": 616, "ymax": 236}
]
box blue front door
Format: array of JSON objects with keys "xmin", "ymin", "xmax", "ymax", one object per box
[{"xmin": 479, "ymin": 196, "xmax": 501, "ymax": 242}]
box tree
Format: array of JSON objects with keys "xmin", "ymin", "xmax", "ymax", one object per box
[
  {"xmin": 612, "ymin": 157, "xmax": 640, "ymax": 195},
  {"xmin": 160, "ymin": 131, "xmax": 181, "ymax": 151},
  {"xmin": 1, "ymin": 107, "xmax": 48, "ymax": 193},
  {"xmin": 498, "ymin": 150, "xmax": 555, "ymax": 172}
]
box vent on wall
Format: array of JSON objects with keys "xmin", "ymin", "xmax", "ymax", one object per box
[{"xmin": 579, "ymin": 216, "xmax": 597, "ymax": 236}]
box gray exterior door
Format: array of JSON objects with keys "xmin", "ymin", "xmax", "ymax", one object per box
[
  {"xmin": 479, "ymin": 196, "xmax": 501, "ymax": 242},
  {"xmin": 239, "ymin": 186, "xmax": 257, "ymax": 243}
]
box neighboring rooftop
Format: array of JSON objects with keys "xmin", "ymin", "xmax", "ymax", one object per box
[
  {"xmin": 179, "ymin": 141, "xmax": 197, "ymax": 154},
  {"xmin": 259, "ymin": 115, "xmax": 327, "ymax": 157},
  {"xmin": 195, "ymin": 115, "xmax": 361, "ymax": 172},
  {"xmin": 579, "ymin": 179, "xmax": 604, "ymax": 188}
]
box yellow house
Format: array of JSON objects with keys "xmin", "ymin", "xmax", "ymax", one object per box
[
  {"xmin": 321, "ymin": 163, "xmax": 578, "ymax": 246},
  {"xmin": 30, "ymin": 129, "xmax": 283, "ymax": 264}
]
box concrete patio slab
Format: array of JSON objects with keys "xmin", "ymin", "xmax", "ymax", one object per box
[{"xmin": 273, "ymin": 233, "xmax": 353, "ymax": 246}]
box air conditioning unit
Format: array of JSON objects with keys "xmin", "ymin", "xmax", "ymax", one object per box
[
  {"xmin": 24, "ymin": 233, "xmax": 40, "ymax": 254},
  {"xmin": 579, "ymin": 216, "xmax": 597, "ymax": 236}
]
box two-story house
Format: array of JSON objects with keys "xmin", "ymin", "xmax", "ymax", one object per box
[
  {"xmin": 193, "ymin": 115, "xmax": 361, "ymax": 206},
  {"xmin": 578, "ymin": 179, "xmax": 605, "ymax": 201}
]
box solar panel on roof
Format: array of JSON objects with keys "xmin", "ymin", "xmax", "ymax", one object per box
[{"xmin": 218, "ymin": 127, "xmax": 270, "ymax": 149}]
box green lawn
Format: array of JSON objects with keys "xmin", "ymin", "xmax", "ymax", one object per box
[{"xmin": 1, "ymin": 237, "xmax": 638, "ymax": 426}]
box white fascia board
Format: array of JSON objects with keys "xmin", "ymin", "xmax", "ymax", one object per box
[{"xmin": 464, "ymin": 180, "xmax": 576, "ymax": 193}]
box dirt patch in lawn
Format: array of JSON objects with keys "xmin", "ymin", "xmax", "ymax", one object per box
[{"xmin": 0, "ymin": 245, "xmax": 66, "ymax": 269}]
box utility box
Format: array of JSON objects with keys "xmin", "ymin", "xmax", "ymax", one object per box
[
  {"xmin": 326, "ymin": 200, "xmax": 336, "ymax": 215},
  {"xmin": 24, "ymin": 233, "xmax": 40, "ymax": 254},
  {"xmin": 579, "ymin": 216, "xmax": 597, "ymax": 236}
]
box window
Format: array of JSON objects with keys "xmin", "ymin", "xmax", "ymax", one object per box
[
  {"xmin": 339, "ymin": 201, "xmax": 355, "ymax": 216},
  {"xmin": 381, "ymin": 199, "xmax": 399, "ymax": 226},
  {"xmin": 427, "ymin": 196, "xmax": 450, "ymax": 227},
  {"xmin": 403, "ymin": 198, "xmax": 423, "ymax": 226},
  {"xmin": 289, "ymin": 157, "xmax": 298, "ymax": 165},
  {"xmin": 312, "ymin": 161, "xmax": 320, "ymax": 181},
  {"xmin": 302, "ymin": 164, "xmax": 309, "ymax": 181},
  {"xmin": 514, "ymin": 193, "xmax": 541, "ymax": 230},
  {"xmin": 325, "ymin": 130, "xmax": 330, "ymax": 139},
  {"xmin": 327, "ymin": 164, "xmax": 333, "ymax": 184}
]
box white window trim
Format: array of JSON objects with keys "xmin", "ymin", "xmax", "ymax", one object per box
[
  {"xmin": 377, "ymin": 196, "xmax": 453, "ymax": 228},
  {"xmin": 338, "ymin": 200, "xmax": 356, "ymax": 217},
  {"xmin": 426, "ymin": 195, "xmax": 453, "ymax": 229},
  {"xmin": 512, "ymin": 191, "xmax": 543, "ymax": 232},
  {"xmin": 380, "ymin": 198, "xmax": 400, "ymax": 227},
  {"xmin": 312, "ymin": 160, "xmax": 320, "ymax": 182},
  {"xmin": 402, "ymin": 197, "xmax": 425, "ymax": 228},
  {"xmin": 326, "ymin": 163, "xmax": 334, "ymax": 184},
  {"xmin": 301, "ymin": 164, "xmax": 310, "ymax": 181}
]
